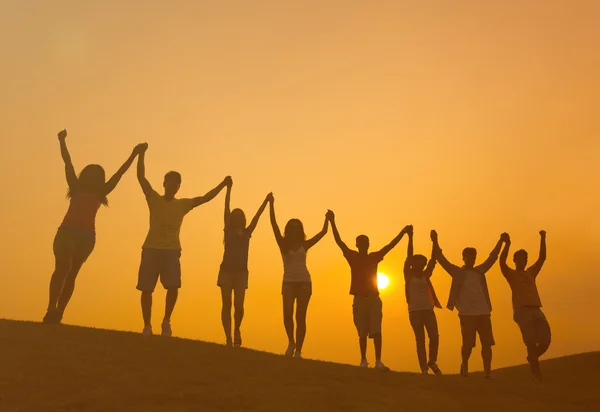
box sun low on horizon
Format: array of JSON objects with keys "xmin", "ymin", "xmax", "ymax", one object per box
[{"xmin": 377, "ymin": 273, "xmax": 390, "ymax": 290}]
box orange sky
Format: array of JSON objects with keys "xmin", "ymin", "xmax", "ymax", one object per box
[{"xmin": 1, "ymin": 1, "xmax": 599, "ymax": 373}]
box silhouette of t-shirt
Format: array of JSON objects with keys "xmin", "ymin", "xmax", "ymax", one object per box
[
  {"xmin": 344, "ymin": 250, "xmax": 383, "ymax": 296},
  {"xmin": 142, "ymin": 190, "xmax": 194, "ymax": 251},
  {"xmin": 61, "ymin": 192, "xmax": 102, "ymax": 231},
  {"xmin": 457, "ymin": 270, "xmax": 491, "ymax": 316},
  {"xmin": 501, "ymin": 267, "xmax": 542, "ymax": 308},
  {"xmin": 282, "ymin": 247, "xmax": 311, "ymax": 283},
  {"xmin": 220, "ymin": 227, "xmax": 251, "ymax": 274},
  {"xmin": 407, "ymin": 277, "xmax": 434, "ymax": 312}
]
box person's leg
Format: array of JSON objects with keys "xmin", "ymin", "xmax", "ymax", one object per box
[
  {"xmin": 46, "ymin": 256, "xmax": 72, "ymax": 320},
  {"xmin": 353, "ymin": 296, "xmax": 369, "ymax": 365},
  {"xmin": 409, "ymin": 311, "xmax": 427, "ymax": 372},
  {"xmin": 282, "ymin": 285, "xmax": 296, "ymax": 355},
  {"xmin": 515, "ymin": 308, "xmax": 542, "ymax": 379},
  {"xmin": 294, "ymin": 285, "xmax": 311, "ymax": 357},
  {"xmin": 459, "ymin": 316, "xmax": 476, "ymax": 377},
  {"xmin": 359, "ymin": 336, "xmax": 368, "ymax": 362},
  {"xmin": 158, "ymin": 250, "xmax": 181, "ymax": 336},
  {"xmin": 220, "ymin": 287, "xmax": 233, "ymax": 344},
  {"xmin": 535, "ymin": 310, "xmax": 551, "ymax": 358},
  {"xmin": 373, "ymin": 334, "xmax": 383, "ymax": 361},
  {"xmin": 479, "ymin": 315, "xmax": 495, "ymax": 378},
  {"xmin": 141, "ymin": 291, "xmax": 152, "ymax": 328},
  {"xmin": 424, "ymin": 310, "xmax": 441, "ymax": 374},
  {"xmin": 371, "ymin": 297, "xmax": 387, "ymax": 370},
  {"xmin": 164, "ymin": 289, "xmax": 178, "ymax": 323},
  {"xmin": 481, "ymin": 345, "xmax": 493, "ymax": 378},
  {"xmin": 137, "ymin": 249, "xmax": 160, "ymax": 334},
  {"xmin": 233, "ymin": 288, "xmax": 246, "ymax": 346}
]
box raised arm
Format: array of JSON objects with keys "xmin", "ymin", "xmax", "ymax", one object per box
[
  {"xmin": 136, "ymin": 144, "xmax": 154, "ymax": 197},
  {"xmin": 305, "ymin": 213, "xmax": 329, "ymax": 250},
  {"xmin": 403, "ymin": 227, "xmax": 414, "ymax": 278},
  {"xmin": 58, "ymin": 130, "xmax": 77, "ymax": 189},
  {"xmin": 104, "ymin": 144, "xmax": 142, "ymax": 195},
  {"xmin": 223, "ymin": 180, "xmax": 232, "ymax": 227},
  {"xmin": 528, "ymin": 230, "xmax": 547, "ymax": 276},
  {"xmin": 191, "ymin": 176, "xmax": 231, "ymax": 209},
  {"xmin": 376, "ymin": 225, "xmax": 411, "ymax": 257},
  {"xmin": 246, "ymin": 193, "xmax": 271, "ymax": 234},
  {"xmin": 499, "ymin": 235, "xmax": 514, "ymax": 276},
  {"xmin": 328, "ymin": 211, "xmax": 351, "ymax": 255},
  {"xmin": 424, "ymin": 232, "xmax": 437, "ymax": 277},
  {"xmin": 476, "ymin": 233, "xmax": 508, "ymax": 273},
  {"xmin": 268, "ymin": 194, "xmax": 284, "ymax": 248},
  {"xmin": 430, "ymin": 230, "xmax": 461, "ymax": 276}
]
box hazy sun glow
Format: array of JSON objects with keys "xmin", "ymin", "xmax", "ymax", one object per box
[{"xmin": 377, "ymin": 273, "xmax": 390, "ymax": 290}]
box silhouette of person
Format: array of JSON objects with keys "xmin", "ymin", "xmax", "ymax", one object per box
[
  {"xmin": 218, "ymin": 180, "xmax": 270, "ymax": 347},
  {"xmin": 44, "ymin": 129, "xmax": 144, "ymax": 324},
  {"xmin": 404, "ymin": 228, "xmax": 443, "ymax": 375},
  {"xmin": 136, "ymin": 143, "xmax": 230, "ymax": 337},
  {"xmin": 328, "ymin": 210, "xmax": 410, "ymax": 371},
  {"xmin": 431, "ymin": 230, "xmax": 508, "ymax": 378},
  {"xmin": 267, "ymin": 193, "xmax": 328, "ymax": 359},
  {"xmin": 500, "ymin": 231, "xmax": 550, "ymax": 380}
]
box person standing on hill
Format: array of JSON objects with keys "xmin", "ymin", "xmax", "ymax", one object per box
[
  {"xmin": 268, "ymin": 194, "xmax": 329, "ymax": 359},
  {"xmin": 218, "ymin": 180, "xmax": 270, "ymax": 347},
  {"xmin": 136, "ymin": 143, "xmax": 230, "ymax": 337},
  {"xmin": 44, "ymin": 129, "xmax": 144, "ymax": 324},
  {"xmin": 404, "ymin": 229, "xmax": 443, "ymax": 375},
  {"xmin": 431, "ymin": 230, "xmax": 508, "ymax": 379},
  {"xmin": 328, "ymin": 210, "xmax": 411, "ymax": 371},
  {"xmin": 499, "ymin": 230, "xmax": 551, "ymax": 380}
]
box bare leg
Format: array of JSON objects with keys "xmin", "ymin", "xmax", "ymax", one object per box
[
  {"xmin": 233, "ymin": 288, "xmax": 246, "ymax": 344},
  {"xmin": 482, "ymin": 345, "xmax": 493, "ymax": 378},
  {"xmin": 141, "ymin": 291, "xmax": 152, "ymax": 328},
  {"xmin": 461, "ymin": 346, "xmax": 472, "ymax": 377},
  {"xmin": 373, "ymin": 334, "xmax": 383, "ymax": 361},
  {"xmin": 282, "ymin": 293, "xmax": 295, "ymax": 347},
  {"xmin": 359, "ymin": 337, "xmax": 368, "ymax": 361},
  {"xmin": 295, "ymin": 293, "xmax": 311, "ymax": 354},
  {"xmin": 164, "ymin": 289, "xmax": 178, "ymax": 322},
  {"xmin": 410, "ymin": 312, "xmax": 427, "ymax": 371},
  {"xmin": 47, "ymin": 257, "xmax": 72, "ymax": 314},
  {"xmin": 220, "ymin": 287, "xmax": 233, "ymax": 344},
  {"xmin": 56, "ymin": 259, "xmax": 85, "ymax": 319}
]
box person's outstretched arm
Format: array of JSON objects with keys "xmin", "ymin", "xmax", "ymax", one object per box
[
  {"xmin": 223, "ymin": 180, "xmax": 232, "ymax": 227},
  {"xmin": 499, "ymin": 234, "xmax": 514, "ymax": 277},
  {"xmin": 476, "ymin": 233, "xmax": 509, "ymax": 274},
  {"xmin": 136, "ymin": 143, "xmax": 154, "ymax": 197},
  {"xmin": 376, "ymin": 225, "xmax": 411, "ymax": 257},
  {"xmin": 430, "ymin": 230, "xmax": 461, "ymax": 277},
  {"xmin": 403, "ymin": 227, "xmax": 414, "ymax": 278},
  {"xmin": 305, "ymin": 213, "xmax": 329, "ymax": 251},
  {"xmin": 58, "ymin": 129, "xmax": 77, "ymax": 189},
  {"xmin": 268, "ymin": 194, "xmax": 284, "ymax": 249},
  {"xmin": 424, "ymin": 233, "xmax": 437, "ymax": 278},
  {"xmin": 246, "ymin": 193, "xmax": 271, "ymax": 235},
  {"xmin": 191, "ymin": 176, "xmax": 231, "ymax": 209},
  {"xmin": 104, "ymin": 144, "xmax": 143, "ymax": 195},
  {"xmin": 528, "ymin": 230, "xmax": 547, "ymax": 276},
  {"xmin": 328, "ymin": 211, "xmax": 351, "ymax": 255}
]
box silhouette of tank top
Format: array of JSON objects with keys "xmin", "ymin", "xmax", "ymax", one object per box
[
  {"xmin": 61, "ymin": 192, "xmax": 102, "ymax": 232},
  {"xmin": 220, "ymin": 227, "xmax": 251, "ymax": 274},
  {"xmin": 282, "ymin": 247, "xmax": 311, "ymax": 283}
]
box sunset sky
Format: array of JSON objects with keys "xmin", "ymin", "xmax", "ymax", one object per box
[{"xmin": 1, "ymin": 0, "xmax": 599, "ymax": 373}]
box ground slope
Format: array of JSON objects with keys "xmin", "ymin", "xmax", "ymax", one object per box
[{"xmin": 0, "ymin": 319, "xmax": 598, "ymax": 412}]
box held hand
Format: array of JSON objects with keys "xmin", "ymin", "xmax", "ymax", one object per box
[
  {"xmin": 134, "ymin": 143, "xmax": 148, "ymax": 155},
  {"xmin": 430, "ymin": 230, "xmax": 438, "ymax": 242},
  {"xmin": 500, "ymin": 232, "xmax": 510, "ymax": 243},
  {"xmin": 57, "ymin": 129, "xmax": 67, "ymax": 141},
  {"xmin": 266, "ymin": 192, "xmax": 274, "ymax": 203},
  {"xmin": 404, "ymin": 225, "xmax": 413, "ymax": 236},
  {"xmin": 223, "ymin": 176, "xmax": 233, "ymax": 187},
  {"xmin": 540, "ymin": 230, "xmax": 546, "ymax": 239},
  {"xmin": 326, "ymin": 209, "xmax": 335, "ymax": 221}
]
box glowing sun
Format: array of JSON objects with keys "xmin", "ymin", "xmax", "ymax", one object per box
[{"xmin": 377, "ymin": 273, "xmax": 390, "ymax": 290}]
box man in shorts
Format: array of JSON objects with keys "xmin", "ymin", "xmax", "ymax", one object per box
[
  {"xmin": 328, "ymin": 210, "xmax": 411, "ymax": 370},
  {"xmin": 136, "ymin": 143, "xmax": 231, "ymax": 337},
  {"xmin": 500, "ymin": 230, "xmax": 550, "ymax": 380},
  {"xmin": 431, "ymin": 230, "xmax": 508, "ymax": 378}
]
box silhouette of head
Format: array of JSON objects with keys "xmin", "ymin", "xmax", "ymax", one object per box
[
  {"xmin": 68, "ymin": 164, "xmax": 108, "ymax": 206},
  {"xmin": 283, "ymin": 219, "xmax": 306, "ymax": 250},
  {"xmin": 356, "ymin": 235, "xmax": 370, "ymax": 254},
  {"xmin": 163, "ymin": 171, "xmax": 181, "ymax": 197},
  {"xmin": 230, "ymin": 208, "xmax": 247, "ymax": 230},
  {"xmin": 462, "ymin": 247, "xmax": 477, "ymax": 269},
  {"xmin": 513, "ymin": 249, "xmax": 528, "ymax": 270},
  {"xmin": 409, "ymin": 254, "xmax": 428, "ymax": 274}
]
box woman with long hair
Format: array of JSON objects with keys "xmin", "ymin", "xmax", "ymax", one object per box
[
  {"xmin": 43, "ymin": 129, "xmax": 144, "ymax": 324},
  {"xmin": 218, "ymin": 180, "xmax": 270, "ymax": 347},
  {"xmin": 267, "ymin": 193, "xmax": 329, "ymax": 359}
]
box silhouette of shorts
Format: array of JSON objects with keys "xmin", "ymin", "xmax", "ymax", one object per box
[
  {"xmin": 281, "ymin": 282, "xmax": 312, "ymax": 299},
  {"xmin": 53, "ymin": 227, "xmax": 96, "ymax": 263},
  {"xmin": 513, "ymin": 306, "xmax": 551, "ymax": 346},
  {"xmin": 218, "ymin": 270, "xmax": 249, "ymax": 290},
  {"xmin": 353, "ymin": 295, "xmax": 383, "ymax": 339},
  {"xmin": 136, "ymin": 248, "xmax": 182, "ymax": 292},
  {"xmin": 459, "ymin": 315, "xmax": 495, "ymax": 348}
]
